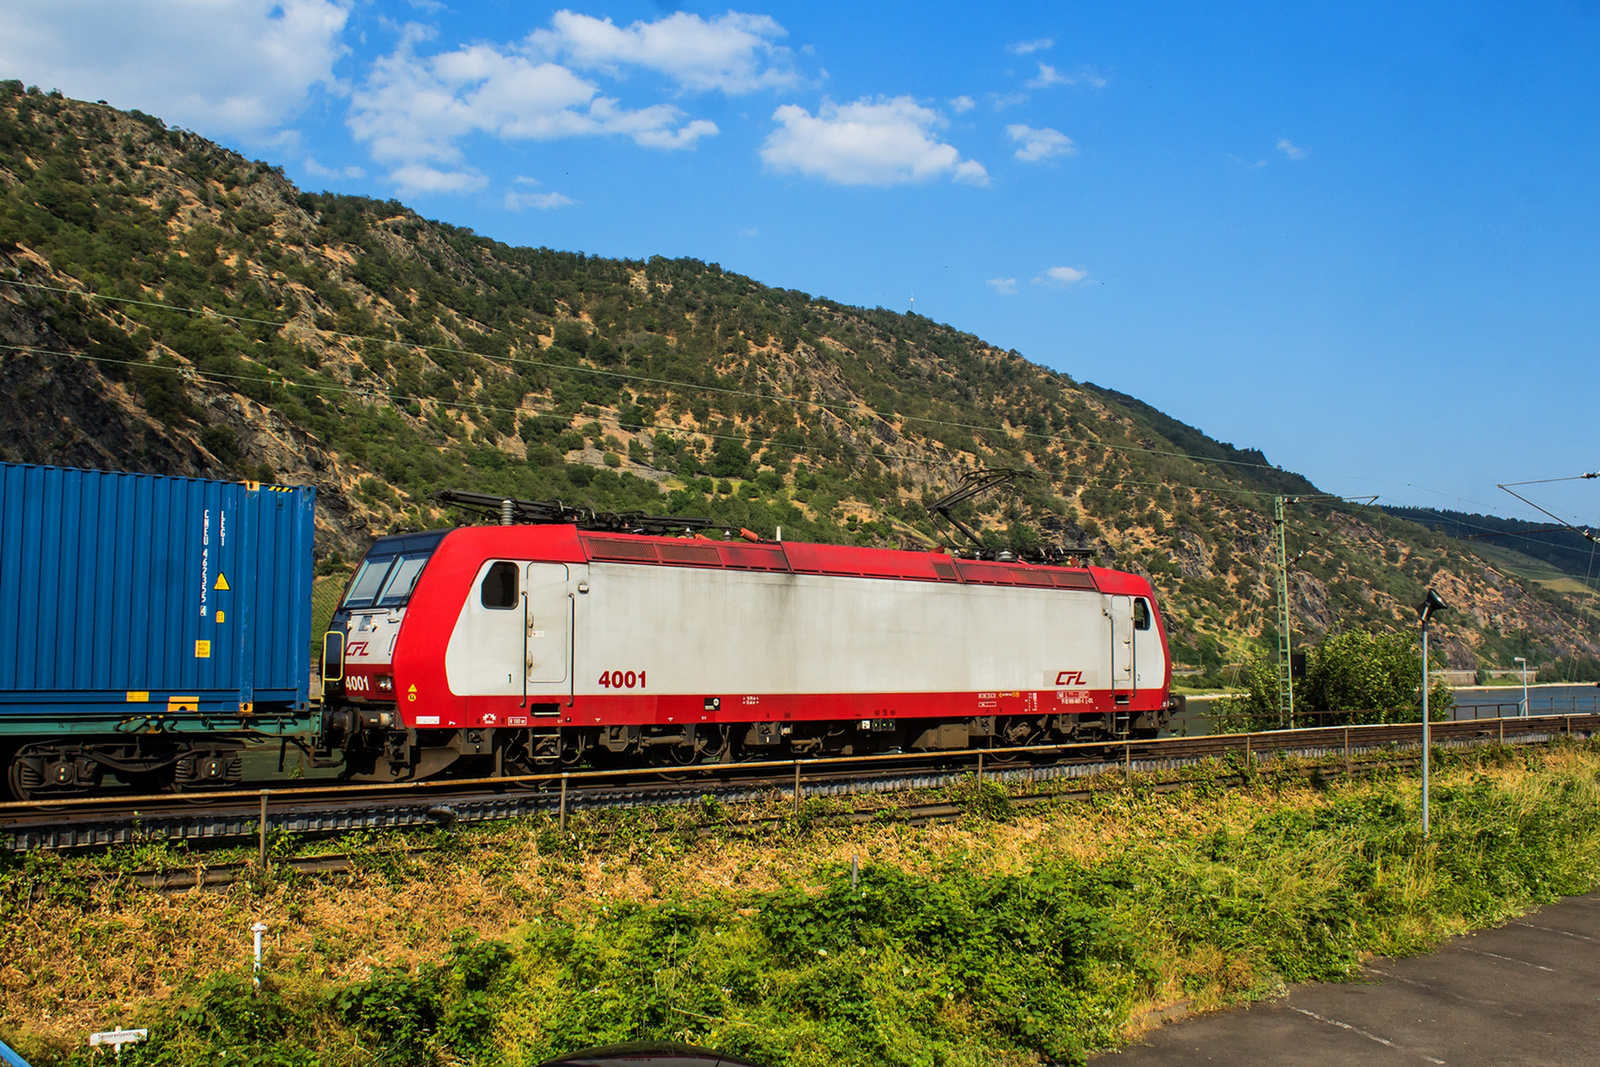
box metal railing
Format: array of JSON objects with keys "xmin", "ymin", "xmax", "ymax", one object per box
[{"xmin": 6, "ymin": 711, "xmax": 1599, "ymax": 855}]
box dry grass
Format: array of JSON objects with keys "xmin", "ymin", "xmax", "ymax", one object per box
[{"xmin": 4, "ymin": 746, "xmax": 1598, "ymax": 1060}]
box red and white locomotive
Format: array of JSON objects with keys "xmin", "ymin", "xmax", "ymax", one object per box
[{"xmin": 322, "ymin": 503, "xmax": 1176, "ymax": 781}]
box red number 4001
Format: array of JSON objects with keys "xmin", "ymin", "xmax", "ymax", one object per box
[{"xmin": 597, "ymin": 670, "xmax": 645, "ymax": 689}]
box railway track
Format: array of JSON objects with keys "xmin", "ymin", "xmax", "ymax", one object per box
[
  {"xmin": 4, "ymin": 713, "xmax": 1595, "ymax": 855},
  {"xmin": 48, "ymin": 758, "xmax": 1441, "ymax": 900}
]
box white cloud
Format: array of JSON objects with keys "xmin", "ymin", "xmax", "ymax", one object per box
[
  {"xmin": 1008, "ymin": 37, "xmax": 1055, "ymax": 55},
  {"xmin": 1034, "ymin": 266, "xmax": 1089, "ymax": 287},
  {"xmin": 1007, "ymin": 124, "xmax": 1076, "ymax": 162},
  {"xmin": 949, "ymin": 94, "xmax": 976, "ymax": 113},
  {"xmin": 348, "ymin": 25, "xmax": 718, "ymax": 188},
  {"xmin": 760, "ymin": 96, "xmax": 988, "ymax": 186},
  {"xmin": 0, "ymin": 0, "xmax": 349, "ymax": 137},
  {"xmin": 987, "ymin": 277, "xmax": 1018, "ymax": 295},
  {"xmin": 1024, "ymin": 62, "xmax": 1105, "ymax": 90},
  {"xmin": 1027, "ymin": 62, "xmax": 1069, "ymax": 88},
  {"xmin": 303, "ymin": 157, "xmax": 366, "ymax": 180},
  {"xmin": 1277, "ymin": 138, "xmax": 1308, "ymax": 160},
  {"xmin": 389, "ymin": 164, "xmax": 488, "ymax": 195},
  {"xmin": 527, "ymin": 10, "xmax": 798, "ymax": 94},
  {"xmin": 504, "ymin": 188, "xmax": 575, "ymax": 210},
  {"xmin": 988, "ymin": 91, "xmax": 1029, "ymax": 111}
]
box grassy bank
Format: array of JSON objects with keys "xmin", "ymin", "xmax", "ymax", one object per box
[{"xmin": 6, "ymin": 743, "xmax": 1600, "ymax": 1066}]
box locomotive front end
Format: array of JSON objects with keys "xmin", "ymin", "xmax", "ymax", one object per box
[{"xmin": 320, "ymin": 530, "xmax": 445, "ymax": 761}]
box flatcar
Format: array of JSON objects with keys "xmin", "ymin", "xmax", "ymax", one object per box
[
  {"xmin": 0, "ymin": 461, "xmax": 320, "ymax": 799},
  {"xmin": 322, "ymin": 508, "xmax": 1176, "ymax": 782}
]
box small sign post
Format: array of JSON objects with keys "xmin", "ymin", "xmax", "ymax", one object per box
[
  {"xmin": 88, "ymin": 1030, "xmax": 147, "ymax": 1056},
  {"xmin": 251, "ymin": 921, "xmax": 268, "ymax": 993},
  {"xmin": 1418, "ymin": 589, "xmax": 1448, "ymax": 840}
]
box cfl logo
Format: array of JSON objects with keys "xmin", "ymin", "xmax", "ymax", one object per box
[{"xmin": 1054, "ymin": 670, "xmax": 1086, "ymax": 686}]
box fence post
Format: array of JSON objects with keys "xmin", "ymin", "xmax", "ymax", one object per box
[
  {"xmin": 258, "ymin": 790, "xmax": 269, "ymax": 871},
  {"xmin": 977, "ymin": 752, "xmax": 984, "ymax": 787},
  {"xmin": 558, "ymin": 774, "xmax": 568, "ymax": 833},
  {"xmin": 1244, "ymin": 733, "xmax": 1252, "ymax": 770},
  {"xmin": 1343, "ymin": 727, "xmax": 1350, "ymax": 778},
  {"xmin": 1499, "ymin": 718, "xmax": 1504, "ymax": 745},
  {"xmin": 793, "ymin": 761, "xmax": 802, "ymax": 815},
  {"xmin": 1124, "ymin": 742, "xmax": 1132, "ymax": 783}
]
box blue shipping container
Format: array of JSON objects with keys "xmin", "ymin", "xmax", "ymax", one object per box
[{"xmin": 0, "ymin": 462, "xmax": 316, "ymax": 736}]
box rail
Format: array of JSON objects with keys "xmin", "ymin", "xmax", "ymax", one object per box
[{"xmin": 3, "ymin": 711, "xmax": 1595, "ymax": 853}]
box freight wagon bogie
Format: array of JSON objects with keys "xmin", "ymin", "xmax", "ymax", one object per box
[{"xmin": 4, "ymin": 736, "xmax": 251, "ymax": 800}]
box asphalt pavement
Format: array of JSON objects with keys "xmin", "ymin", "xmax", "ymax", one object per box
[{"xmin": 1097, "ymin": 893, "xmax": 1600, "ymax": 1065}]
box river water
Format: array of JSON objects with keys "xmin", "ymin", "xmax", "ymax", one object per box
[
  {"xmin": 1449, "ymin": 683, "xmax": 1600, "ymax": 719},
  {"xmin": 1168, "ymin": 683, "xmax": 1600, "ymax": 736}
]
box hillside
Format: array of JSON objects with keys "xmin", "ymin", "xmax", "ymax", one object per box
[
  {"xmin": 0, "ymin": 82, "xmax": 1596, "ymax": 672},
  {"xmin": 1384, "ymin": 506, "xmax": 1598, "ymax": 582}
]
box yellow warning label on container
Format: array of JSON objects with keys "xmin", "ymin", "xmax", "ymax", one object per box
[
  {"xmin": 125, "ymin": 691, "xmax": 149, "ymax": 703},
  {"xmin": 216, "ymin": 610, "xmax": 225, "ymax": 624},
  {"xmin": 215, "ymin": 574, "xmax": 230, "ymax": 591},
  {"xmin": 195, "ymin": 640, "xmax": 212, "ymax": 658},
  {"xmin": 168, "ymin": 695, "xmax": 199, "ymax": 712}
]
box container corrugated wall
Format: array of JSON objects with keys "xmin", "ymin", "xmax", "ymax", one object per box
[{"xmin": 0, "ymin": 462, "xmax": 315, "ymax": 716}]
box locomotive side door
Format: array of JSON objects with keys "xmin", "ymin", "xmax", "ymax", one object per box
[
  {"xmin": 1108, "ymin": 594, "xmax": 1135, "ymax": 696},
  {"xmin": 522, "ymin": 563, "xmax": 571, "ymax": 707}
]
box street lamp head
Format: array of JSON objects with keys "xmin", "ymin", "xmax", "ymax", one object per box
[
  {"xmin": 1417, "ymin": 588, "xmax": 1448, "ymax": 625},
  {"xmin": 1514, "ymin": 656, "xmax": 1526, "ymax": 665}
]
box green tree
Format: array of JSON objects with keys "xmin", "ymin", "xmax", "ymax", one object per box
[{"xmin": 1213, "ymin": 629, "xmax": 1454, "ymax": 733}]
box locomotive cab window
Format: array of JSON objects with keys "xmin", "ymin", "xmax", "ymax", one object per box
[
  {"xmin": 481, "ymin": 561, "xmax": 519, "ymax": 609},
  {"xmin": 375, "ymin": 554, "xmax": 430, "ymax": 607},
  {"xmin": 1133, "ymin": 597, "xmax": 1152, "ymax": 631},
  {"xmin": 341, "ymin": 556, "xmax": 394, "ymax": 608}
]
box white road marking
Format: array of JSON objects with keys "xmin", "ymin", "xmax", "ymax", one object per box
[
  {"xmin": 1514, "ymin": 921, "xmax": 1600, "ymax": 944},
  {"xmin": 1363, "ymin": 966, "xmax": 1527, "ymax": 1017},
  {"xmin": 1288, "ymin": 1006, "xmax": 1447, "ymax": 1064},
  {"xmin": 1461, "ymin": 947, "xmax": 1556, "ymax": 972}
]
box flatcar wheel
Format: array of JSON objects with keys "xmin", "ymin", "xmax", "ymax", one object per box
[{"xmin": 6, "ymin": 754, "xmax": 39, "ymax": 802}]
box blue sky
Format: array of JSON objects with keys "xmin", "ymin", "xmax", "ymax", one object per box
[{"xmin": 2, "ymin": 1, "xmax": 1597, "ymax": 528}]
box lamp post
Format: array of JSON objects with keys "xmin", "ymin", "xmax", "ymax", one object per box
[
  {"xmin": 1514, "ymin": 656, "xmax": 1528, "ymax": 718},
  {"xmin": 1418, "ymin": 589, "xmax": 1447, "ymax": 840}
]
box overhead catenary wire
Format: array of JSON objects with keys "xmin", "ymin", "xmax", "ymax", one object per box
[
  {"xmin": 0, "ymin": 276, "xmax": 1526, "ymax": 551},
  {"xmin": 3, "ymin": 274, "xmax": 1575, "ymax": 594},
  {"xmin": 1287, "ymin": 495, "xmax": 1381, "ymax": 566},
  {"xmin": 1497, "ymin": 482, "xmax": 1600, "ymax": 545},
  {"xmin": 0, "ymin": 340, "xmax": 1295, "ymax": 505},
  {"xmin": 0, "ymin": 276, "xmax": 1305, "ymax": 477}
]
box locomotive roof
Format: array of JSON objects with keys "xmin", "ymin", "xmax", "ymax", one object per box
[{"xmin": 419, "ymin": 524, "xmax": 1153, "ymax": 595}]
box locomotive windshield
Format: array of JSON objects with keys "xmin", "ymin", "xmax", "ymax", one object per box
[
  {"xmin": 376, "ymin": 555, "xmax": 428, "ymax": 605},
  {"xmin": 338, "ymin": 530, "xmax": 448, "ymax": 611},
  {"xmin": 341, "ymin": 551, "xmax": 432, "ymax": 609},
  {"xmin": 342, "ymin": 556, "xmax": 393, "ymax": 607}
]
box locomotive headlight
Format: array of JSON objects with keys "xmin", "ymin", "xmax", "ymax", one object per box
[{"xmin": 376, "ymin": 674, "xmax": 394, "ymax": 693}]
